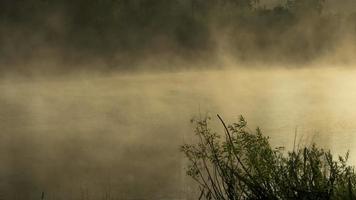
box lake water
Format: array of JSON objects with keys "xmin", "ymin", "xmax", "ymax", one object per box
[{"xmin": 1, "ymin": 68, "xmax": 356, "ymax": 199}]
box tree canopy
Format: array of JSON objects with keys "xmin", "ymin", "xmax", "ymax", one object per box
[{"xmin": 0, "ymin": 0, "xmax": 355, "ymax": 71}]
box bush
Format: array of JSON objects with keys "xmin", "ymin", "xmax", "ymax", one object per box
[{"xmin": 181, "ymin": 115, "xmax": 356, "ymax": 200}]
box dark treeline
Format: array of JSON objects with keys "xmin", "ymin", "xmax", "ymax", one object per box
[{"xmin": 1, "ymin": 0, "xmax": 356, "ymax": 72}]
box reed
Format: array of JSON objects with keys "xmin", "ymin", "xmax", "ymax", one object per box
[{"xmin": 181, "ymin": 115, "xmax": 356, "ymax": 200}]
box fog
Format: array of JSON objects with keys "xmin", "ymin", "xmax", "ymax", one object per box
[
  {"xmin": 1, "ymin": 0, "xmax": 356, "ymax": 199},
  {"xmin": 1, "ymin": 0, "xmax": 356, "ymax": 74},
  {"xmin": 0, "ymin": 67, "xmax": 356, "ymax": 199}
]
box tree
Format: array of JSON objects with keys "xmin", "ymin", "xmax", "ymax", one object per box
[{"xmin": 286, "ymin": 0, "xmax": 326, "ymax": 16}]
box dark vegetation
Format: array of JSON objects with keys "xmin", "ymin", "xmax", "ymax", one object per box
[
  {"xmin": 181, "ymin": 115, "xmax": 356, "ymax": 199},
  {"xmin": 1, "ymin": 0, "xmax": 356, "ymax": 71}
]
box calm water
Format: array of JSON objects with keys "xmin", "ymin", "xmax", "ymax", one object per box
[{"xmin": 1, "ymin": 68, "xmax": 356, "ymax": 199}]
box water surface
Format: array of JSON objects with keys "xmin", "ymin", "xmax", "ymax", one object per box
[{"xmin": 1, "ymin": 68, "xmax": 356, "ymax": 199}]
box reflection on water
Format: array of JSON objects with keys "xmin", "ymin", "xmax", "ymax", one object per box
[{"xmin": 0, "ymin": 68, "xmax": 356, "ymax": 199}]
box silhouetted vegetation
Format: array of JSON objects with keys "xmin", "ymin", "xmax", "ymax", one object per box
[
  {"xmin": 181, "ymin": 115, "xmax": 356, "ymax": 199},
  {"xmin": 1, "ymin": 0, "xmax": 356, "ymax": 70}
]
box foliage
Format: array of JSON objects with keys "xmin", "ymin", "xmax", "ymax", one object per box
[
  {"xmin": 181, "ymin": 115, "xmax": 356, "ymax": 200},
  {"xmin": 286, "ymin": 0, "xmax": 326, "ymax": 15},
  {"xmin": 2, "ymin": 0, "xmax": 356, "ymax": 69}
]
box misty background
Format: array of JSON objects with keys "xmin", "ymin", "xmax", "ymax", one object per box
[
  {"xmin": 1, "ymin": 0, "xmax": 356, "ymax": 74},
  {"xmin": 1, "ymin": 0, "xmax": 356, "ymax": 199}
]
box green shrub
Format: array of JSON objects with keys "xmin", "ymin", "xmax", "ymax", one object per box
[{"xmin": 181, "ymin": 115, "xmax": 356, "ymax": 200}]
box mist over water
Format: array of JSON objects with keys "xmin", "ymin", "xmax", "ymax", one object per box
[
  {"xmin": 2, "ymin": 0, "xmax": 356, "ymax": 199},
  {"xmin": 1, "ymin": 68, "xmax": 356, "ymax": 199}
]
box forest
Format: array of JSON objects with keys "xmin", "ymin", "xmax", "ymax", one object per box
[{"xmin": 0, "ymin": 0, "xmax": 356, "ymax": 71}]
